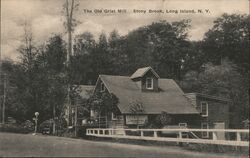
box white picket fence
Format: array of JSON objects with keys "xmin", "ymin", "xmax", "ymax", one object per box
[{"xmin": 86, "ymin": 128, "xmax": 249, "ymax": 147}]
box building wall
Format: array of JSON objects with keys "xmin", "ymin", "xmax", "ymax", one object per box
[
  {"xmin": 122, "ymin": 113, "xmax": 201, "ymax": 129},
  {"xmin": 196, "ymin": 96, "xmax": 230, "ymax": 129},
  {"xmin": 171, "ymin": 114, "xmax": 201, "ymax": 128},
  {"xmin": 95, "ymin": 76, "xmax": 229, "ymax": 132},
  {"xmin": 95, "ymin": 79, "xmax": 108, "ymax": 93}
]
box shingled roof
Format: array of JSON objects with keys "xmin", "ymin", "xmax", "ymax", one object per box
[
  {"xmin": 99, "ymin": 75, "xmax": 199, "ymax": 114},
  {"xmin": 130, "ymin": 66, "xmax": 160, "ymax": 79}
]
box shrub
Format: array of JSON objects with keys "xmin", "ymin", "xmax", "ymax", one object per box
[
  {"xmin": 0, "ymin": 123, "xmax": 32, "ymax": 134},
  {"xmin": 184, "ymin": 143, "xmax": 249, "ymax": 154}
]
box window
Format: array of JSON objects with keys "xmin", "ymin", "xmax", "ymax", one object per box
[
  {"xmin": 200, "ymin": 102, "xmax": 208, "ymax": 117},
  {"xmin": 100, "ymin": 82, "xmax": 105, "ymax": 92},
  {"xmin": 146, "ymin": 78, "xmax": 153, "ymax": 89},
  {"xmin": 111, "ymin": 113, "xmax": 118, "ymax": 120},
  {"xmin": 201, "ymin": 122, "xmax": 209, "ymax": 138},
  {"xmin": 179, "ymin": 123, "xmax": 187, "ymax": 128}
]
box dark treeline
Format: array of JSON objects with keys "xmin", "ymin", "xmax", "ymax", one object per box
[
  {"xmin": 71, "ymin": 19, "xmax": 194, "ymax": 83},
  {"xmin": 0, "ymin": 13, "xmax": 249, "ymax": 128}
]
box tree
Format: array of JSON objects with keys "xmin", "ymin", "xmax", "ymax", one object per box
[
  {"xmin": 71, "ymin": 32, "xmax": 96, "ymax": 85},
  {"xmin": 62, "ymin": 0, "xmax": 80, "ymax": 126},
  {"xmin": 63, "ymin": 0, "xmax": 79, "ymax": 58},
  {"xmin": 148, "ymin": 20, "xmax": 191, "ymax": 79},
  {"xmin": 37, "ymin": 35, "xmax": 68, "ymax": 133},
  {"xmin": 0, "ymin": 59, "xmax": 41, "ymax": 122},
  {"xmin": 108, "ymin": 29, "xmax": 121, "ymax": 49},
  {"xmin": 74, "ymin": 32, "xmax": 96, "ymax": 55},
  {"xmin": 155, "ymin": 111, "xmax": 172, "ymax": 128},
  {"xmin": 118, "ymin": 20, "xmax": 192, "ymax": 79},
  {"xmin": 2, "ymin": 34, "xmax": 69, "ymax": 125},
  {"xmin": 0, "ymin": 60, "xmax": 27, "ymax": 121},
  {"xmin": 88, "ymin": 92, "xmax": 119, "ymax": 120},
  {"xmin": 181, "ymin": 41, "xmax": 205, "ymax": 74},
  {"xmin": 180, "ymin": 59, "xmax": 249, "ymax": 128},
  {"xmin": 13, "ymin": 20, "xmax": 43, "ymax": 121},
  {"xmin": 198, "ymin": 59, "xmax": 249, "ymax": 128},
  {"xmin": 129, "ymin": 100, "xmax": 145, "ymax": 128},
  {"xmin": 70, "ymin": 20, "xmax": 194, "ymax": 83},
  {"xmin": 18, "ymin": 20, "xmax": 38, "ymax": 70},
  {"xmin": 202, "ymin": 13, "xmax": 250, "ymax": 74},
  {"xmin": 98, "ymin": 32, "xmax": 108, "ymax": 50},
  {"xmin": 179, "ymin": 70, "xmax": 201, "ymax": 93},
  {"xmin": 107, "ymin": 30, "xmax": 128, "ymax": 75},
  {"xmin": 92, "ymin": 32, "xmax": 112, "ymax": 77}
]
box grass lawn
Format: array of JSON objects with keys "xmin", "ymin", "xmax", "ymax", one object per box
[{"xmin": 0, "ymin": 132, "xmax": 248, "ymax": 157}]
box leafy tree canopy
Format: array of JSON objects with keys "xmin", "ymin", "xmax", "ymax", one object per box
[{"xmin": 202, "ymin": 13, "xmax": 250, "ymax": 74}]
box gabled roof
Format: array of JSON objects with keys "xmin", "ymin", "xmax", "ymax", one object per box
[
  {"xmin": 185, "ymin": 93, "xmax": 231, "ymax": 103},
  {"xmin": 98, "ymin": 75, "xmax": 199, "ymax": 114},
  {"xmin": 130, "ymin": 66, "xmax": 160, "ymax": 79}
]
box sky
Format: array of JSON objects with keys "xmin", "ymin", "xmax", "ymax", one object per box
[{"xmin": 1, "ymin": 0, "xmax": 249, "ymax": 61}]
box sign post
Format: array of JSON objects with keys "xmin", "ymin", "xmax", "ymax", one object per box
[{"xmin": 33, "ymin": 112, "xmax": 39, "ymax": 135}]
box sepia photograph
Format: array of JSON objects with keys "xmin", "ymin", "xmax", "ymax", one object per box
[{"xmin": 0, "ymin": 0, "xmax": 249, "ymax": 157}]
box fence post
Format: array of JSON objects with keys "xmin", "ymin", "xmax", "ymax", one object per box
[
  {"xmin": 97, "ymin": 130, "xmax": 100, "ymax": 135},
  {"xmin": 212, "ymin": 132, "xmax": 217, "ymax": 140},
  {"xmin": 236, "ymin": 132, "xmax": 241, "ymax": 141},
  {"xmin": 141, "ymin": 130, "xmax": 144, "ymax": 137},
  {"xmin": 179, "ymin": 132, "xmax": 182, "ymax": 139},
  {"xmin": 154, "ymin": 131, "xmax": 158, "ymax": 137},
  {"xmin": 123, "ymin": 129, "xmax": 126, "ymax": 136},
  {"xmin": 178, "ymin": 131, "xmax": 183, "ymax": 146}
]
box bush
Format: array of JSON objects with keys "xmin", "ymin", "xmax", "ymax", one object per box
[
  {"xmin": 77, "ymin": 126, "xmax": 88, "ymax": 138},
  {"xmin": 184, "ymin": 143, "xmax": 249, "ymax": 154},
  {"xmin": 0, "ymin": 123, "xmax": 33, "ymax": 134},
  {"xmin": 125, "ymin": 130, "xmax": 141, "ymax": 136},
  {"xmin": 22, "ymin": 120, "xmax": 34, "ymax": 131}
]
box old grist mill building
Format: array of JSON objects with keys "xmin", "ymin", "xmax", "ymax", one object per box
[{"xmin": 73, "ymin": 66, "xmax": 230, "ymax": 139}]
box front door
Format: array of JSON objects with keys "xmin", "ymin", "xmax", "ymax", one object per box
[{"xmin": 214, "ymin": 122, "xmax": 225, "ymax": 140}]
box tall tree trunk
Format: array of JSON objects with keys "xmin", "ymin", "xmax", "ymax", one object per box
[{"xmin": 65, "ymin": 0, "xmax": 75, "ymax": 126}]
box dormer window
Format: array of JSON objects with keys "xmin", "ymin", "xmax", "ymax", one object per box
[
  {"xmin": 130, "ymin": 67, "xmax": 159, "ymax": 91},
  {"xmin": 146, "ymin": 77, "xmax": 153, "ymax": 89},
  {"xmin": 100, "ymin": 82, "xmax": 105, "ymax": 92}
]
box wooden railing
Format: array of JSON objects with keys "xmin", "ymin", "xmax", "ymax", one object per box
[{"xmin": 86, "ymin": 128, "xmax": 249, "ymax": 147}]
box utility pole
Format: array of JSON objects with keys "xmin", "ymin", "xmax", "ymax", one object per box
[
  {"xmin": 2, "ymin": 73, "xmax": 7, "ymax": 124},
  {"xmin": 53, "ymin": 104, "xmax": 56, "ymax": 135},
  {"xmin": 74, "ymin": 102, "xmax": 78, "ymax": 137}
]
